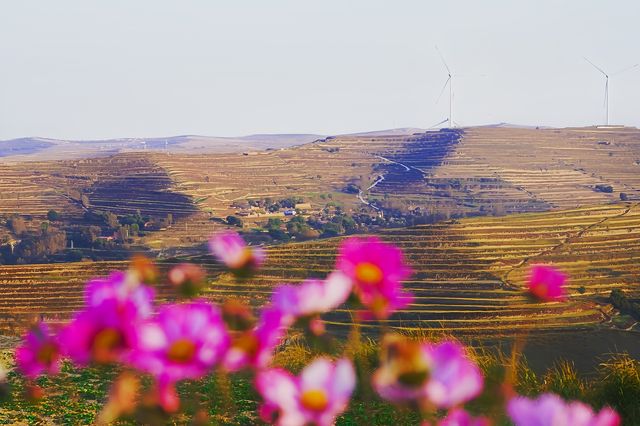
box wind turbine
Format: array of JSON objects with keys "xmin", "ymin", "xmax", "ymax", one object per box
[
  {"xmin": 436, "ymin": 46, "xmax": 454, "ymax": 128},
  {"xmin": 584, "ymin": 58, "xmax": 639, "ymax": 125}
]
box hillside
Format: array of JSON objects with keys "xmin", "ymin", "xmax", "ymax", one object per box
[
  {"xmin": 1, "ymin": 126, "xmax": 640, "ymax": 338},
  {"xmin": 0, "ymin": 203, "xmax": 637, "ymax": 339}
]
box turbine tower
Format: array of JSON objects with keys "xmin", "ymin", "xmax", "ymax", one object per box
[
  {"xmin": 584, "ymin": 58, "xmax": 638, "ymax": 125},
  {"xmin": 436, "ymin": 46, "xmax": 454, "ymax": 128}
]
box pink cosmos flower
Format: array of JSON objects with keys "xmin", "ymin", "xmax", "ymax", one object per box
[
  {"xmin": 15, "ymin": 323, "xmax": 61, "ymax": 379},
  {"xmin": 336, "ymin": 236, "xmax": 413, "ymax": 319},
  {"xmin": 256, "ymin": 358, "xmax": 356, "ymax": 426},
  {"xmin": 374, "ymin": 337, "xmax": 483, "ymax": 409},
  {"xmin": 59, "ymin": 301, "xmax": 142, "ymax": 365},
  {"xmin": 270, "ymin": 272, "xmax": 353, "ymax": 324},
  {"xmin": 224, "ymin": 306, "xmax": 287, "ymax": 372},
  {"xmin": 508, "ymin": 393, "xmax": 620, "ymax": 426},
  {"xmin": 438, "ymin": 409, "xmax": 491, "ymax": 426},
  {"xmin": 528, "ymin": 264, "xmax": 567, "ymax": 302},
  {"xmin": 209, "ymin": 231, "xmax": 265, "ymax": 272},
  {"xmin": 85, "ymin": 270, "xmax": 155, "ymax": 318},
  {"xmin": 59, "ymin": 271, "xmax": 156, "ymax": 365},
  {"xmin": 129, "ymin": 301, "xmax": 230, "ymax": 382}
]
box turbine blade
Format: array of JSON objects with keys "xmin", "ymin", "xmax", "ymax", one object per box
[
  {"xmin": 435, "ymin": 45, "xmax": 452, "ymax": 75},
  {"xmin": 584, "ymin": 57, "xmax": 608, "ymax": 77},
  {"xmin": 435, "ymin": 76, "xmax": 451, "ymax": 104},
  {"xmin": 612, "ymin": 63, "xmax": 639, "ymax": 76},
  {"xmin": 604, "ymin": 79, "xmax": 608, "ymax": 107},
  {"xmin": 428, "ymin": 117, "xmax": 449, "ymax": 129}
]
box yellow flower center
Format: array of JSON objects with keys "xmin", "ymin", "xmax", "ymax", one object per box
[
  {"xmin": 233, "ymin": 333, "xmax": 259, "ymax": 356},
  {"xmin": 355, "ymin": 262, "xmax": 383, "ymax": 285},
  {"xmin": 92, "ymin": 328, "xmax": 124, "ymax": 363},
  {"xmin": 370, "ymin": 295, "xmax": 389, "ymax": 318},
  {"xmin": 167, "ymin": 339, "xmax": 197, "ymax": 364},
  {"xmin": 230, "ymin": 247, "xmax": 254, "ymax": 270},
  {"xmin": 300, "ymin": 389, "xmax": 329, "ymax": 412},
  {"xmin": 36, "ymin": 343, "xmax": 57, "ymax": 365},
  {"xmin": 531, "ymin": 282, "xmax": 549, "ymax": 299}
]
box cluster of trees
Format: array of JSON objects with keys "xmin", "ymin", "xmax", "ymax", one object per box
[
  {"xmin": 262, "ymin": 213, "xmax": 359, "ymax": 242},
  {"xmin": 1, "ymin": 216, "xmax": 67, "ymax": 264},
  {"xmin": 241, "ymin": 197, "xmax": 305, "ymax": 213},
  {"xmin": 610, "ymin": 289, "xmax": 640, "ymax": 320},
  {"xmin": 79, "ymin": 209, "xmax": 174, "ymax": 247}
]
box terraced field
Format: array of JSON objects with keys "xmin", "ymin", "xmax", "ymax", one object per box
[
  {"xmin": 1, "ymin": 203, "xmax": 636, "ymax": 338},
  {"xmin": 205, "ymin": 202, "xmax": 640, "ymax": 336},
  {"xmin": 0, "ymin": 260, "xmax": 226, "ymax": 334}
]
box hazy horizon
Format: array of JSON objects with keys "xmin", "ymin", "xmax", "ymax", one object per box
[{"xmin": 1, "ymin": 0, "xmax": 639, "ymax": 140}]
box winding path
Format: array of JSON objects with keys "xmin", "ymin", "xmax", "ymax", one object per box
[{"xmin": 357, "ymin": 155, "xmax": 423, "ymax": 211}]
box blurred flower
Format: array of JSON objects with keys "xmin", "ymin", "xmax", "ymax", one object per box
[
  {"xmin": 222, "ymin": 298, "xmax": 257, "ymax": 331},
  {"xmin": 374, "ymin": 336, "xmax": 483, "ymax": 409},
  {"xmin": 508, "ymin": 393, "xmax": 620, "ymax": 426},
  {"xmin": 271, "ymin": 272, "xmax": 353, "ymax": 324},
  {"xmin": 59, "ymin": 302, "xmax": 140, "ymax": 365},
  {"xmin": 157, "ymin": 379, "xmax": 180, "ymax": 413},
  {"xmin": 528, "ymin": 265, "xmax": 567, "ymax": 302},
  {"xmin": 438, "ymin": 409, "xmax": 491, "ymax": 426},
  {"xmin": 373, "ymin": 334, "xmax": 431, "ymax": 402},
  {"xmin": 209, "ymin": 231, "xmax": 265, "ymax": 274},
  {"xmin": 60, "ymin": 272, "xmax": 155, "ymax": 365},
  {"xmin": 24, "ymin": 383, "xmax": 44, "ymax": 401},
  {"xmin": 423, "ymin": 341, "xmax": 484, "ymax": 408},
  {"xmin": 15, "ymin": 323, "xmax": 61, "ymax": 379},
  {"xmin": 129, "ymin": 301, "xmax": 229, "ymax": 382},
  {"xmin": 336, "ymin": 236, "xmax": 413, "ymax": 319},
  {"xmin": 130, "ymin": 255, "xmax": 160, "ymax": 284},
  {"xmin": 256, "ymin": 357, "xmax": 356, "ymax": 426},
  {"xmin": 308, "ymin": 317, "xmax": 326, "ymax": 336},
  {"xmin": 168, "ymin": 263, "xmax": 207, "ymax": 297},
  {"xmin": 85, "ymin": 271, "xmax": 155, "ymax": 318},
  {"xmin": 224, "ymin": 306, "xmax": 287, "ymax": 372},
  {"xmin": 96, "ymin": 372, "xmax": 141, "ymax": 425}
]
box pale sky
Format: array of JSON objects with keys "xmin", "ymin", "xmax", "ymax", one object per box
[{"xmin": 1, "ymin": 0, "xmax": 639, "ymax": 140}]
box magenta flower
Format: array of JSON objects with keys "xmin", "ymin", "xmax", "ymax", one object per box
[
  {"xmin": 209, "ymin": 231, "xmax": 265, "ymax": 272},
  {"xmin": 129, "ymin": 301, "xmax": 230, "ymax": 382},
  {"xmin": 374, "ymin": 337, "xmax": 483, "ymax": 409},
  {"xmin": 15, "ymin": 323, "xmax": 61, "ymax": 379},
  {"xmin": 59, "ymin": 301, "xmax": 141, "ymax": 365},
  {"xmin": 336, "ymin": 236, "xmax": 413, "ymax": 319},
  {"xmin": 424, "ymin": 341, "xmax": 484, "ymax": 408},
  {"xmin": 528, "ymin": 264, "xmax": 567, "ymax": 302},
  {"xmin": 271, "ymin": 272, "xmax": 353, "ymax": 323},
  {"xmin": 438, "ymin": 409, "xmax": 490, "ymax": 426},
  {"xmin": 59, "ymin": 272, "xmax": 155, "ymax": 365},
  {"xmin": 508, "ymin": 393, "xmax": 620, "ymax": 426},
  {"xmin": 224, "ymin": 306, "xmax": 287, "ymax": 372},
  {"xmin": 256, "ymin": 358, "xmax": 356, "ymax": 426},
  {"xmin": 85, "ymin": 270, "xmax": 155, "ymax": 318}
]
